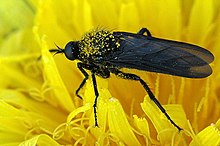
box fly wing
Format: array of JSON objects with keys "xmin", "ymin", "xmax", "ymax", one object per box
[{"xmin": 104, "ymin": 32, "xmax": 214, "ymax": 78}]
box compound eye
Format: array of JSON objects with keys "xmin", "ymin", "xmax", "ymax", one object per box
[{"xmin": 64, "ymin": 41, "xmax": 78, "ymax": 60}]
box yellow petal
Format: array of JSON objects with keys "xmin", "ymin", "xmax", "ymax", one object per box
[
  {"xmin": 141, "ymin": 95, "xmax": 188, "ymax": 144},
  {"xmin": 19, "ymin": 134, "xmax": 60, "ymax": 146},
  {"xmin": 84, "ymin": 78, "xmax": 110, "ymax": 134},
  {"xmin": 0, "ymin": 89, "xmax": 68, "ymax": 144},
  {"xmin": 0, "ymin": 0, "xmax": 34, "ymax": 37},
  {"xmin": 108, "ymin": 98, "xmax": 141, "ymax": 146},
  {"xmin": 187, "ymin": 0, "xmax": 213, "ymax": 43},
  {"xmin": 67, "ymin": 103, "xmax": 91, "ymax": 123},
  {"xmin": 34, "ymin": 29, "xmax": 75, "ymax": 111},
  {"xmin": 0, "ymin": 0, "xmax": 39, "ymax": 56},
  {"xmin": 190, "ymin": 119, "xmax": 220, "ymax": 146},
  {"xmin": 118, "ymin": 2, "xmax": 140, "ymax": 31},
  {"xmin": 133, "ymin": 115, "xmax": 156, "ymax": 145}
]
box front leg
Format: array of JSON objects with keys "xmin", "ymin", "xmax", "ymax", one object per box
[
  {"xmin": 76, "ymin": 63, "xmax": 92, "ymax": 99},
  {"xmin": 76, "ymin": 63, "xmax": 100, "ymax": 126},
  {"xmin": 110, "ymin": 68, "xmax": 182, "ymax": 131}
]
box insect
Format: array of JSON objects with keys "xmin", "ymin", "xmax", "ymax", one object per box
[{"xmin": 50, "ymin": 28, "xmax": 214, "ymax": 131}]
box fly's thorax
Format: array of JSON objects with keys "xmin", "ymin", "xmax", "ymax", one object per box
[{"xmin": 77, "ymin": 29, "xmax": 121, "ymax": 62}]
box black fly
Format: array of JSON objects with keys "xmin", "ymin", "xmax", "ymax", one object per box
[{"xmin": 50, "ymin": 28, "xmax": 214, "ymax": 131}]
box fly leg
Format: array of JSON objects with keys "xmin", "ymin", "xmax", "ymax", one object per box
[
  {"xmin": 76, "ymin": 63, "xmax": 92, "ymax": 99},
  {"xmin": 110, "ymin": 68, "xmax": 182, "ymax": 131},
  {"xmin": 137, "ymin": 28, "xmax": 152, "ymax": 37},
  {"xmin": 91, "ymin": 71, "xmax": 99, "ymax": 127},
  {"xmin": 76, "ymin": 63, "xmax": 100, "ymax": 127}
]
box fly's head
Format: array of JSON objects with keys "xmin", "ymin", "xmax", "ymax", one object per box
[{"xmin": 50, "ymin": 41, "xmax": 79, "ymax": 61}]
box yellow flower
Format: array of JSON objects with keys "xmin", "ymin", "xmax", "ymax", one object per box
[{"xmin": 0, "ymin": 0, "xmax": 220, "ymax": 145}]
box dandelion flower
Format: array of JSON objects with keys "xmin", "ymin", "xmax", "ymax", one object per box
[{"xmin": 0, "ymin": 0, "xmax": 219, "ymax": 145}]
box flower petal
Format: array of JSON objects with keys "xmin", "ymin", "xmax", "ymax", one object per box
[
  {"xmin": 34, "ymin": 30, "xmax": 75, "ymax": 112},
  {"xmin": 19, "ymin": 134, "xmax": 60, "ymax": 146},
  {"xmin": 0, "ymin": 89, "xmax": 67, "ymax": 144},
  {"xmin": 108, "ymin": 98, "xmax": 141, "ymax": 146},
  {"xmin": 141, "ymin": 95, "xmax": 188, "ymax": 144},
  {"xmin": 187, "ymin": 0, "xmax": 213, "ymax": 43},
  {"xmin": 133, "ymin": 115, "xmax": 157, "ymax": 144},
  {"xmin": 190, "ymin": 119, "xmax": 220, "ymax": 146}
]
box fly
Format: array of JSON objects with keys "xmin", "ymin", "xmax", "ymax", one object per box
[{"xmin": 50, "ymin": 28, "xmax": 214, "ymax": 131}]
